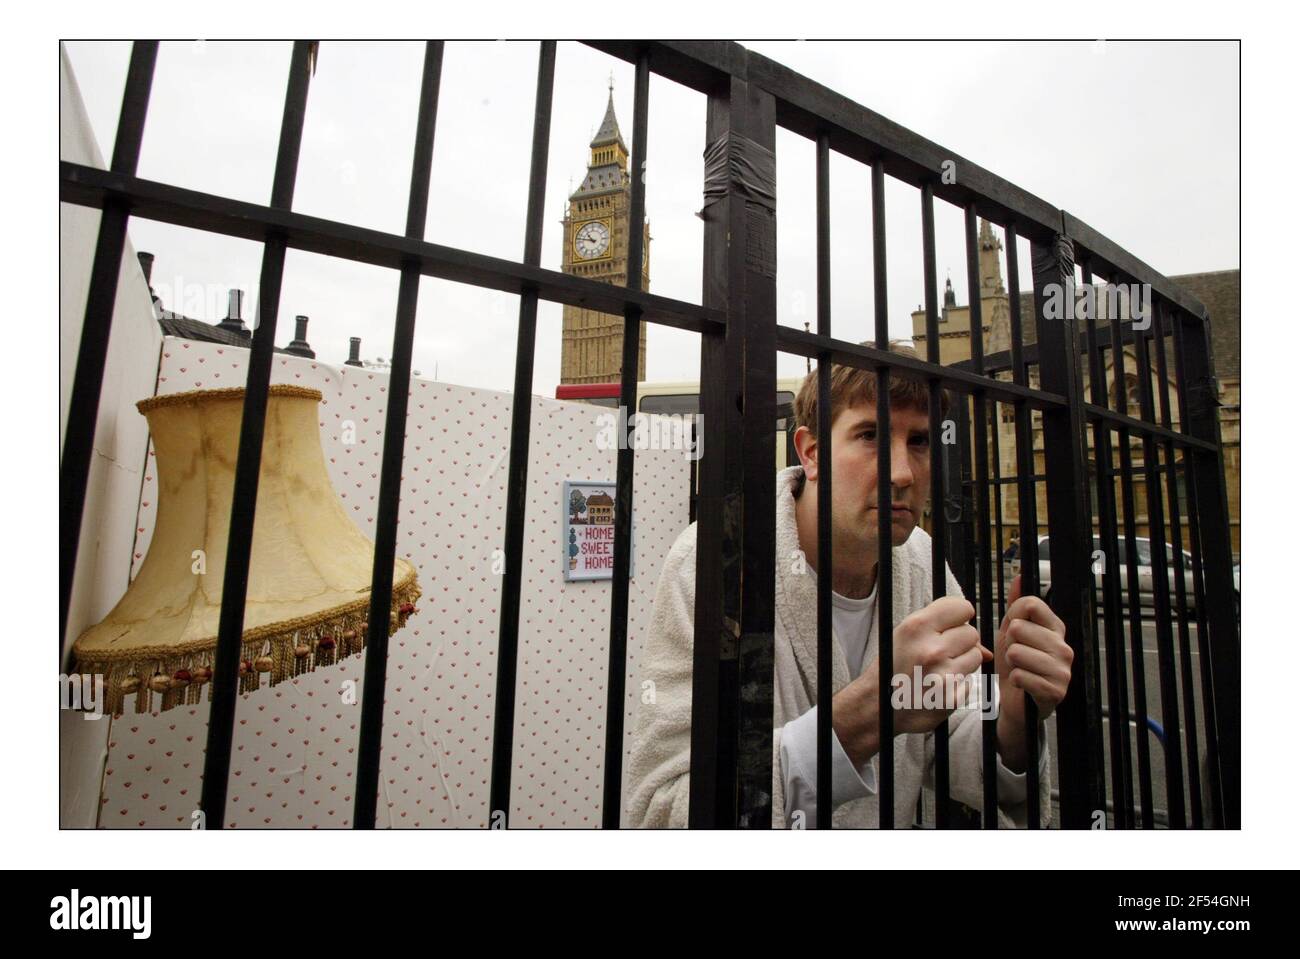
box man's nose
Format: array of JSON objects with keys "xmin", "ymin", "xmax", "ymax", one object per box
[{"xmin": 890, "ymin": 434, "xmax": 914, "ymax": 489}]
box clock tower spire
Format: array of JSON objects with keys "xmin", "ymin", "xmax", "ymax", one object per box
[{"xmin": 559, "ymin": 85, "xmax": 650, "ymax": 386}]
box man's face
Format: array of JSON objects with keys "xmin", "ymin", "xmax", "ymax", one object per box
[{"xmin": 800, "ymin": 400, "xmax": 932, "ymax": 552}]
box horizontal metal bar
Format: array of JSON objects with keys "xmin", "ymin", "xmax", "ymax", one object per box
[
  {"xmin": 1064, "ymin": 212, "xmax": 1210, "ymax": 321},
  {"xmin": 1083, "ymin": 403, "xmax": 1217, "ymax": 452},
  {"xmin": 60, "ymin": 161, "xmax": 724, "ymax": 338},
  {"xmin": 960, "ymin": 312, "xmax": 1191, "ymax": 379},
  {"xmin": 586, "ymin": 41, "xmax": 1062, "ymax": 242},
  {"xmin": 775, "ymin": 326, "xmax": 1067, "ymax": 409}
]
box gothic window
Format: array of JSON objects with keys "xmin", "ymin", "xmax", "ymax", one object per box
[{"xmin": 1112, "ymin": 371, "xmax": 1140, "ymax": 413}]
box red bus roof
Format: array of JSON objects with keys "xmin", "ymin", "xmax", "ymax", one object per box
[{"xmin": 555, "ymin": 382, "xmax": 623, "ymax": 400}]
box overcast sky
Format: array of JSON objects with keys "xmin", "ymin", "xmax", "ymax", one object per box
[{"xmin": 62, "ymin": 40, "xmax": 1239, "ymax": 395}]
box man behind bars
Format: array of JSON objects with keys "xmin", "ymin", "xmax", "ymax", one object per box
[{"xmin": 624, "ymin": 341, "xmax": 1072, "ymax": 828}]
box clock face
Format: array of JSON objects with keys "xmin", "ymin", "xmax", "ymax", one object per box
[{"xmin": 574, "ymin": 220, "xmax": 611, "ymax": 260}]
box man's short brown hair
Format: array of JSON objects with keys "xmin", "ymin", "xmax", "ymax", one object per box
[{"xmin": 793, "ymin": 340, "xmax": 952, "ymax": 434}]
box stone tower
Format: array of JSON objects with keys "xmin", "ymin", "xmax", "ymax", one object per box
[
  {"xmin": 979, "ymin": 218, "xmax": 1012, "ymax": 358},
  {"xmin": 559, "ymin": 84, "xmax": 650, "ymax": 385}
]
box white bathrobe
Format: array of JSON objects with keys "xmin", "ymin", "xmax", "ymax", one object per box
[{"xmin": 624, "ymin": 465, "xmax": 1053, "ymax": 828}]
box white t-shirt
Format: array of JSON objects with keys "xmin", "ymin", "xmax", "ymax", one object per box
[
  {"xmin": 778, "ymin": 576, "xmax": 1037, "ymax": 827},
  {"xmin": 829, "ymin": 582, "xmax": 877, "ymax": 681}
]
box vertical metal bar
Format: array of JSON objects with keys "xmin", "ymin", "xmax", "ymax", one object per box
[
  {"xmin": 815, "ymin": 133, "xmax": 834, "ymax": 829},
  {"xmin": 1006, "ymin": 227, "xmax": 1041, "ymax": 828},
  {"xmin": 688, "ymin": 100, "xmax": 737, "ymax": 829},
  {"xmin": 1108, "ymin": 294, "xmax": 1155, "ymax": 827},
  {"xmin": 60, "ymin": 40, "xmax": 159, "ymax": 663},
  {"xmin": 689, "ymin": 71, "xmax": 777, "ymax": 828},
  {"xmin": 200, "ymin": 41, "xmax": 314, "ymax": 828},
  {"xmin": 603, "ymin": 48, "xmax": 650, "ymax": 829},
  {"xmin": 920, "ymin": 182, "xmax": 950, "ymax": 828},
  {"xmin": 1172, "ymin": 308, "xmax": 1240, "ymax": 828},
  {"xmin": 1152, "ymin": 300, "xmax": 1202, "ymax": 827},
  {"xmin": 990, "ymin": 401, "xmax": 1007, "ymax": 623},
  {"xmin": 1031, "ymin": 232, "xmax": 1105, "ymax": 827},
  {"xmin": 488, "ymin": 41, "xmax": 556, "ymax": 829},
  {"xmin": 1170, "ymin": 311, "xmax": 1225, "ymax": 827},
  {"xmin": 733, "ymin": 76, "xmax": 779, "ymax": 830},
  {"xmin": 1131, "ymin": 294, "xmax": 1187, "ymax": 828},
  {"xmin": 1079, "ymin": 259, "xmax": 1132, "ymax": 829},
  {"xmin": 1117, "ymin": 417, "xmax": 1155, "ymax": 827},
  {"xmin": 872, "ymin": 161, "xmax": 893, "ymax": 828},
  {"xmin": 955, "ymin": 397, "xmax": 977, "ymax": 619},
  {"xmin": 963, "ymin": 206, "xmax": 997, "ymax": 827},
  {"xmin": 353, "ymin": 40, "xmax": 444, "ymax": 829}
]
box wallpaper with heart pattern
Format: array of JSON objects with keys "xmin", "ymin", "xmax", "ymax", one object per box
[{"xmin": 99, "ymin": 336, "xmax": 690, "ymax": 828}]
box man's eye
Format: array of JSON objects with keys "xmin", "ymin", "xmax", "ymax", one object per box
[
  {"xmin": 911, "ymin": 436, "xmax": 930, "ymax": 448},
  {"xmin": 859, "ymin": 431, "xmax": 875, "ymax": 442}
]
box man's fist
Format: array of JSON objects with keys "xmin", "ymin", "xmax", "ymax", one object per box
[
  {"xmin": 884, "ymin": 595, "xmax": 992, "ymax": 735},
  {"xmin": 995, "ymin": 574, "xmax": 1072, "ymax": 722},
  {"xmin": 832, "ymin": 594, "xmax": 992, "ymax": 768}
]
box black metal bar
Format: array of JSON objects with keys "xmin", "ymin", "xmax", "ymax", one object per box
[
  {"xmin": 954, "ymin": 395, "xmax": 977, "ymax": 609},
  {"xmin": 733, "ymin": 76, "xmax": 779, "ymax": 829},
  {"xmin": 1083, "ymin": 403, "xmax": 1217, "ymax": 453},
  {"xmin": 921, "ymin": 181, "xmax": 950, "ymax": 828},
  {"xmin": 963, "ymin": 207, "xmax": 997, "ymax": 828},
  {"xmin": 1062, "ymin": 211, "xmax": 1209, "ymax": 322},
  {"xmin": 60, "ymin": 41, "xmax": 158, "ymax": 664},
  {"xmin": 688, "ymin": 94, "xmax": 740, "ymax": 829},
  {"xmin": 815, "ymin": 133, "xmax": 833, "ymax": 829},
  {"xmin": 353, "ymin": 41, "xmax": 444, "ymax": 830},
  {"xmin": 588, "ymin": 43, "xmax": 1064, "ymax": 244},
  {"xmin": 60, "ymin": 162, "xmax": 723, "ymax": 340},
  {"xmin": 1117, "ymin": 427, "xmax": 1156, "ymax": 827},
  {"xmin": 1006, "ymin": 227, "xmax": 1041, "ymax": 829},
  {"xmin": 872, "ymin": 161, "xmax": 894, "ymax": 828},
  {"xmin": 960, "ymin": 319, "xmax": 1217, "ymax": 406},
  {"xmin": 775, "ymin": 325, "xmax": 1068, "ymax": 413},
  {"xmin": 1171, "ymin": 308, "xmax": 1240, "ymax": 828},
  {"xmin": 1079, "ymin": 258, "xmax": 1132, "ymax": 829},
  {"xmin": 689, "ymin": 73, "xmax": 778, "ymax": 828},
  {"xmin": 1031, "ymin": 232, "xmax": 1105, "ymax": 827},
  {"xmin": 486, "ymin": 42, "xmax": 556, "ymax": 830},
  {"xmin": 961, "ymin": 205, "xmax": 998, "ymax": 826},
  {"xmin": 1170, "ymin": 312, "xmax": 1224, "ymax": 827},
  {"xmin": 1153, "ymin": 301, "xmax": 1202, "ymax": 827},
  {"xmin": 603, "ymin": 47, "xmax": 649, "ymax": 830},
  {"xmin": 1109, "ymin": 283, "xmax": 1156, "ymax": 829},
  {"xmin": 990, "ymin": 401, "xmax": 1007, "ymax": 623},
  {"xmin": 200, "ymin": 41, "xmax": 314, "ymax": 828},
  {"xmin": 1130, "ymin": 292, "xmax": 1186, "ymax": 829}
]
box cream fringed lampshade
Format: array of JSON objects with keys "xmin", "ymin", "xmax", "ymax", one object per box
[{"xmin": 73, "ymin": 385, "xmax": 421, "ymax": 716}]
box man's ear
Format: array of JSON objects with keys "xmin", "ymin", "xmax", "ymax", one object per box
[{"xmin": 793, "ymin": 425, "xmax": 817, "ymax": 480}]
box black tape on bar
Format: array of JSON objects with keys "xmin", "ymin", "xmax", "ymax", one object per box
[
  {"xmin": 703, "ymin": 132, "xmax": 778, "ymax": 282},
  {"xmin": 702, "ymin": 130, "xmax": 777, "ymax": 211}
]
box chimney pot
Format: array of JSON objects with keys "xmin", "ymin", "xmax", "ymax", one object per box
[
  {"xmin": 345, "ymin": 336, "xmax": 364, "ymax": 367},
  {"xmin": 285, "ymin": 315, "xmax": 316, "ymax": 359}
]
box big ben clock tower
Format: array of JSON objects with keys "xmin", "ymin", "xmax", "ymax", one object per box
[{"xmin": 560, "ymin": 83, "xmax": 650, "ymax": 385}]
